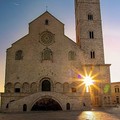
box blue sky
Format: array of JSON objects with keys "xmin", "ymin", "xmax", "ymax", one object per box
[{"xmin": 0, "ymin": 0, "xmax": 120, "ymax": 92}]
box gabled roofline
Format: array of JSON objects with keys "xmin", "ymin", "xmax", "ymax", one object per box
[{"xmin": 29, "ymin": 11, "xmax": 64, "ymax": 25}]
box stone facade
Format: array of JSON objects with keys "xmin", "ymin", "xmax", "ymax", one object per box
[
  {"xmin": 75, "ymin": 0, "xmax": 104, "ymax": 64},
  {"xmin": 111, "ymin": 82, "xmax": 120, "ymax": 106},
  {"xmin": 1, "ymin": 0, "xmax": 111, "ymax": 112}
]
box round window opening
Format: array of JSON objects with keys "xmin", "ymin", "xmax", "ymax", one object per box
[{"xmin": 39, "ymin": 31, "xmax": 55, "ymax": 46}]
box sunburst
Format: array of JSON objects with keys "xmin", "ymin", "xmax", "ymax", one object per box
[{"xmin": 69, "ymin": 66, "xmax": 101, "ymax": 93}]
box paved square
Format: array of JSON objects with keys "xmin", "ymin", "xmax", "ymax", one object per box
[{"xmin": 0, "ymin": 109, "xmax": 120, "ymax": 120}]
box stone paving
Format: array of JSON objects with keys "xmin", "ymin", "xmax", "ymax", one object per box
[{"xmin": 0, "ymin": 109, "xmax": 120, "ymax": 120}]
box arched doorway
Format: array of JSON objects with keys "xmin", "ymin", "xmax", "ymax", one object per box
[
  {"xmin": 23, "ymin": 104, "xmax": 27, "ymax": 111},
  {"xmin": 31, "ymin": 98, "xmax": 62, "ymax": 111},
  {"xmin": 42, "ymin": 80, "xmax": 51, "ymax": 91},
  {"xmin": 66, "ymin": 103, "xmax": 70, "ymax": 110}
]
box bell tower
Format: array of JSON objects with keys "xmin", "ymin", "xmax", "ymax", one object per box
[{"xmin": 75, "ymin": 0, "xmax": 105, "ymax": 64}]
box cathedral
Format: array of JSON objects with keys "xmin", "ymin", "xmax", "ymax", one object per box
[{"xmin": 1, "ymin": 0, "xmax": 111, "ymax": 112}]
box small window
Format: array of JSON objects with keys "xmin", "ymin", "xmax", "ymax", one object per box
[
  {"xmin": 45, "ymin": 19, "xmax": 49, "ymax": 25},
  {"xmin": 71, "ymin": 88, "xmax": 76, "ymax": 92},
  {"xmin": 15, "ymin": 88, "xmax": 20, "ymax": 93},
  {"xmin": 83, "ymin": 103, "xmax": 86, "ymax": 106},
  {"xmin": 89, "ymin": 31, "xmax": 94, "ymax": 39},
  {"xmin": 68, "ymin": 51, "xmax": 76, "ymax": 60},
  {"xmin": 108, "ymin": 96, "xmax": 110, "ymax": 104},
  {"xmin": 15, "ymin": 50, "xmax": 23, "ymax": 60},
  {"xmin": 66, "ymin": 103, "xmax": 70, "ymax": 110},
  {"xmin": 88, "ymin": 14, "xmax": 93, "ymax": 20},
  {"xmin": 115, "ymin": 86, "xmax": 119, "ymax": 93},
  {"xmin": 90, "ymin": 51, "xmax": 95, "ymax": 59},
  {"xmin": 116, "ymin": 96, "xmax": 119, "ymax": 103},
  {"xmin": 6, "ymin": 103, "xmax": 9, "ymax": 108}
]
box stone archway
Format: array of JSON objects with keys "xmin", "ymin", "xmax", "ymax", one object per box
[{"xmin": 31, "ymin": 98, "xmax": 62, "ymax": 111}]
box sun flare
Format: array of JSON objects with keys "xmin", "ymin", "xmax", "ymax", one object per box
[
  {"xmin": 84, "ymin": 76, "xmax": 93, "ymax": 87},
  {"xmin": 83, "ymin": 76, "xmax": 94, "ymax": 92}
]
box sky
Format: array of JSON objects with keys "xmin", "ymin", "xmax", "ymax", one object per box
[{"xmin": 0, "ymin": 0, "xmax": 120, "ymax": 92}]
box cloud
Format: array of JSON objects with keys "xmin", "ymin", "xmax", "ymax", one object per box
[{"xmin": 13, "ymin": 3, "xmax": 20, "ymax": 6}]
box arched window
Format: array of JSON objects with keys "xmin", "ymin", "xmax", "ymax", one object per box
[
  {"xmin": 14, "ymin": 82, "xmax": 21, "ymax": 93},
  {"xmin": 42, "ymin": 80, "xmax": 51, "ymax": 91},
  {"xmin": 88, "ymin": 14, "xmax": 93, "ymax": 20},
  {"xmin": 66, "ymin": 103, "xmax": 70, "ymax": 110},
  {"xmin": 45, "ymin": 19, "xmax": 49, "ymax": 25},
  {"xmin": 31, "ymin": 82, "xmax": 37, "ymax": 93},
  {"xmin": 83, "ymin": 102, "xmax": 86, "ymax": 106},
  {"xmin": 15, "ymin": 50, "xmax": 23, "ymax": 60},
  {"xmin": 22, "ymin": 82, "xmax": 29, "ymax": 93},
  {"xmin": 42, "ymin": 48, "xmax": 53, "ymax": 61},
  {"xmin": 71, "ymin": 88, "xmax": 76, "ymax": 92},
  {"xmin": 71, "ymin": 82, "xmax": 78, "ymax": 92},
  {"xmin": 5, "ymin": 82, "xmax": 12, "ymax": 93},
  {"xmin": 6, "ymin": 103, "xmax": 9, "ymax": 108},
  {"xmin": 68, "ymin": 51, "xmax": 76, "ymax": 60},
  {"xmin": 63, "ymin": 82, "xmax": 69, "ymax": 92},
  {"xmin": 90, "ymin": 51, "xmax": 95, "ymax": 59},
  {"xmin": 55, "ymin": 82, "xmax": 63, "ymax": 92},
  {"xmin": 89, "ymin": 31, "xmax": 94, "ymax": 39},
  {"xmin": 108, "ymin": 96, "xmax": 110, "ymax": 104},
  {"xmin": 115, "ymin": 85, "xmax": 119, "ymax": 93},
  {"xmin": 116, "ymin": 96, "xmax": 119, "ymax": 104}
]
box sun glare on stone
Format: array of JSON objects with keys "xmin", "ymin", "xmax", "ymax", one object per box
[
  {"xmin": 84, "ymin": 76, "xmax": 93, "ymax": 86},
  {"xmin": 84, "ymin": 76, "xmax": 93, "ymax": 92}
]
